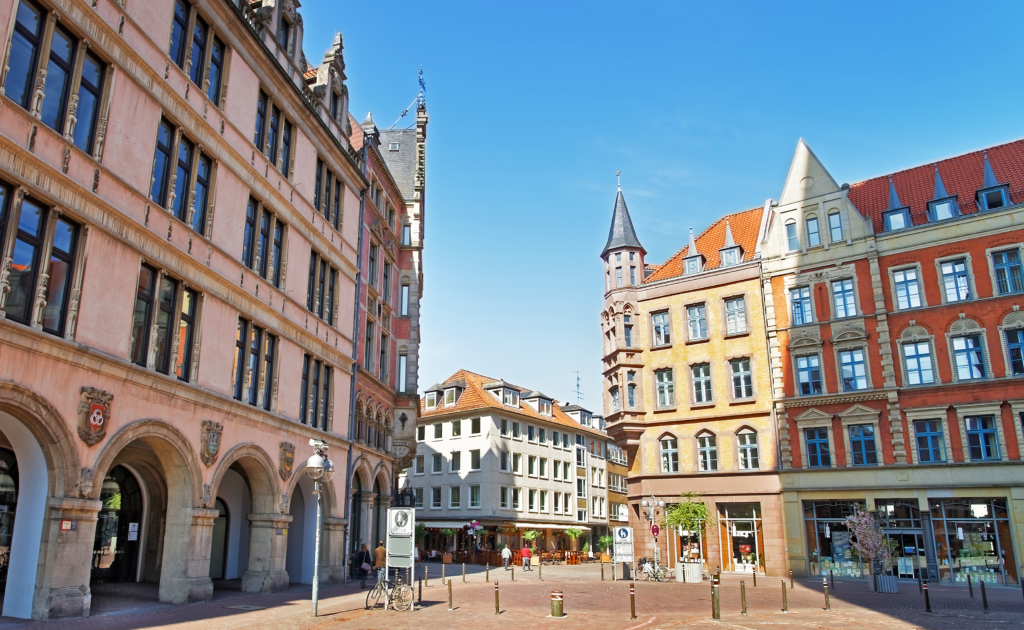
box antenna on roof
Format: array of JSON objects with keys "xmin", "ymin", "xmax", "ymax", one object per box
[
  {"xmin": 389, "ymin": 66, "xmax": 426, "ymax": 130},
  {"xmin": 573, "ymin": 371, "xmax": 584, "ymax": 403},
  {"xmin": 616, "ymin": 170, "xmax": 621, "ymax": 191}
]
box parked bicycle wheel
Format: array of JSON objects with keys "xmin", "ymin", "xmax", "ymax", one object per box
[
  {"xmin": 366, "ymin": 584, "xmax": 383, "ymax": 609},
  {"xmin": 392, "ymin": 584, "xmax": 413, "ymax": 611}
]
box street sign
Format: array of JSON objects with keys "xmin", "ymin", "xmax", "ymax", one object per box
[
  {"xmin": 613, "ymin": 526, "xmax": 634, "ymax": 563},
  {"xmin": 386, "ymin": 508, "xmax": 416, "ymax": 569},
  {"xmin": 651, "ymin": 524, "xmax": 660, "ymax": 538}
]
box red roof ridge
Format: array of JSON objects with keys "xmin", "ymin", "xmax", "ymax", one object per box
[{"xmin": 643, "ymin": 205, "xmax": 763, "ymax": 284}]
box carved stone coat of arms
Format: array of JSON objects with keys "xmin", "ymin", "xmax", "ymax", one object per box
[
  {"xmin": 77, "ymin": 386, "xmax": 113, "ymax": 446},
  {"xmin": 279, "ymin": 442, "xmax": 295, "ymax": 480},
  {"xmin": 200, "ymin": 420, "xmax": 223, "ymax": 467}
]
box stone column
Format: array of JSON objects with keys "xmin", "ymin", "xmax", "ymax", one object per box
[
  {"xmin": 242, "ymin": 513, "xmax": 292, "ymax": 592},
  {"xmin": 360, "ymin": 493, "xmax": 377, "ymax": 548},
  {"xmin": 323, "ymin": 517, "xmax": 348, "ymax": 583},
  {"xmin": 36, "ymin": 497, "xmax": 101, "ymax": 619},
  {"xmin": 185, "ymin": 508, "xmax": 219, "ymax": 602}
]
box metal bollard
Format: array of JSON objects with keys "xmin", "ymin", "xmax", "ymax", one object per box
[
  {"xmin": 753, "ymin": 569, "xmax": 757, "ymax": 587},
  {"xmin": 602, "ymin": 563, "xmax": 605, "ymax": 581},
  {"xmin": 442, "ymin": 563, "xmax": 445, "ymax": 585},
  {"xmin": 512, "ymin": 565, "xmax": 515, "ymax": 581},
  {"xmin": 789, "ymin": 569, "xmax": 794, "ymax": 589},
  {"xmin": 462, "ymin": 562, "xmax": 466, "ymax": 583},
  {"xmin": 486, "ymin": 563, "xmax": 489, "ymax": 582},
  {"xmin": 447, "ymin": 579, "xmax": 453, "ymax": 611},
  {"xmin": 550, "ymin": 591, "xmax": 564, "ymax": 618},
  {"xmin": 823, "ymin": 578, "xmax": 830, "ymax": 611},
  {"xmin": 782, "ymin": 579, "xmax": 788, "ymax": 613},
  {"xmin": 425, "ymin": 566, "xmax": 429, "ymax": 587},
  {"xmin": 540, "ymin": 561, "xmax": 543, "ymax": 581},
  {"xmin": 630, "ymin": 582, "xmax": 636, "ymax": 619},
  {"xmin": 741, "ymin": 579, "xmax": 747, "ymax": 615},
  {"xmin": 711, "ymin": 576, "xmax": 721, "ymax": 620},
  {"xmin": 830, "ymin": 569, "xmax": 834, "ymax": 589},
  {"xmin": 495, "ymin": 581, "xmax": 500, "ymax": 615},
  {"xmin": 917, "ymin": 572, "xmax": 923, "ymax": 594},
  {"xmin": 923, "ymin": 579, "xmax": 932, "ymax": 613},
  {"xmin": 981, "ymin": 579, "xmax": 989, "ymax": 614},
  {"xmin": 968, "ymin": 573, "xmax": 974, "ymax": 598},
  {"xmin": 418, "ymin": 578, "xmax": 422, "ymax": 604}
]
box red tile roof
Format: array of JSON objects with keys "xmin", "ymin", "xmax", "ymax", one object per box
[
  {"xmin": 848, "ymin": 138, "xmax": 1024, "ymax": 233},
  {"xmin": 643, "ymin": 206, "xmax": 764, "ymax": 284},
  {"xmin": 348, "ymin": 113, "xmax": 364, "ymax": 151},
  {"xmin": 303, "ymin": 67, "xmax": 319, "ymax": 81},
  {"xmin": 421, "ymin": 369, "xmax": 608, "ymax": 438}
]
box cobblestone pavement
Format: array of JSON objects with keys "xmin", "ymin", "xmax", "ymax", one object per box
[{"xmin": 4, "ymin": 565, "xmax": 1024, "ymax": 629}]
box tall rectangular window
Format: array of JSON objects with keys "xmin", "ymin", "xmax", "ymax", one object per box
[
  {"xmin": 965, "ymin": 416, "xmax": 999, "ymax": 461},
  {"xmin": 207, "ymin": 36, "xmax": 225, "ymax": 104},
  {"xmin": 245, "ymin": 323, "xmax": 263, "ymax": 406},
  {"xmin": 192, "ymin": 154, "xmax": 212, "ymax": 233},
  {"xmin": 6, "ymin": 0, "xmax": 44, "ymax": 110},
  {"xmin": 402, "ymin": 224, "xmax": 412, "ymax": 246},
  {"xmin": 660, "ymin": 437, "xmax": 678, "ymax": 473},
  {"xmin": 828, "ymin": 213, "xmax": 843, "ymax": 242},
  {"xmin": 914, "ymin": 419, "xmax": 945, "ymax": 463},
  {"xmin": 832, "ymin": 279, "xmax": 856, "ymax": 318},
  {"xmin": 849, "ymin": 424, "xmax": 877, "ymax": 466},
  {"xmin": 725, "ymin": 297, "xmax": 746, "ymax": 334},
  {"xmin": 280, "ymin": 120, "xmax": 292, "ymax": 178},
  {"xmin": 379, "ymin": 333, "xmax": 388, "ymax": 382},
  {"xmin": 267, "ymin": 105, "xmax": 280, "ymax": 165},
  {"xmin": 259, "ymin": 333, "xmax": 275, "ymax": 410},
  {"xmin": 796, "ymin": 355, "xmax": 821, "ymax": 395},
  {"xmin": 993, "ymin": 250, "xmax": 1024, "ymax": 295},
  {"xmin": 451, "ymin": 451, "xmax": 461, "ymax": 472},
  {"xmin": 172, "ymin": 137, "xmax": 194, "ymax": 222},
  {"xmin": 785, "ymin": 221, "xmax": 798, "ymax": 251},
  {"xmin": 175, "ymin": 288, "xmax": 197, "ymax": 382},
  {"xmin": 692, "ymin": 364, "xmax": 711, "ymax": 403},
  {"xmin": 1006, "ymin": 330, "xmax": 1024, "ymax": 375},
  {"xmin": 697, "ymin": 434, "xmax": 717, "ymax": 471},
  {"xmin": 40, "ymin": 24, "xmax": 76, "ymax": 133},
  {"xmin": 431, "ymin": 487, "xmax": 442, "ymax": 509},
  {"xmin": 150, "ymin": 119, "xmax": 174, "ymax": 207},
  {"xmin": 450, "ymin": 486, "xmax": 461, "ymax": 509},
  {"xmin": 400, "ymin": 285, "xmax": 410, "ymax": 316},
  {"xmin": 791, "ymin": 287, "xmax": 812, "ymax": 325},
  {"xmin": 615, "ymin": 266, "xmax": 622, "ymax": 287},
  {"xmin": 306, "ymin": 251, "xmax": 337, "ymax": 324},
  {"xmin": 952, "ymin": 335, "xmax": 985, "ymax": 380},
  {"xmin": 169, "ymin": 0, "xmax": 189, "ymax": 67},
  {"xmin": 364, "ymin": 320, "xmax": 374, "ymax": 371},
  {"xmin": 839, "ymin": 349, "xmax": 867, "ymax": 391},
  {"xmin": 731, "ymin": 359, "xmax": 753, "ymax": 398},
  {"xmin": 40, "ymin": 216, "xmax": 78, "ymax": 336},
  {"xmin": 893, "ymin": 269, "xmax": 922, "ymax": 309},
  {"xmin": 314, "ymin": 158, "xmax": 323, "ymax": 211},
  {"xmin": 153, "ymin": 276, "xmax": 178, "ymax": 375},
  {"xmin": 233, "ymin": 318, "xmax": 248, "ymax": 400},
  {"xmin": 630, "ymin": 266, "xmax": 636, "ymax": 284},
  {"xmin": 610, "ymin": 386, "xmax": 620, "ymax": 412},
  {"xmin": 398, "ymin": 354, "xmax": 408, "ymax": 393},
  {"xmin": 254, "ymin": 90, "xmax": 267, "ymax": 148},
  {"xmin": 382, "ymin": 262, "xmax": 391, "ymax": 304},
  {"xmin": 655, "ymin": 369, "xmax": 674, "ymax": 407},
  {"xmin": 73, "ymin": 52, "xmax": 105, "ymax": 155},
  {"xmin": 804, "ymin": 428, "xmax": 830, "ymax": 468},
  {"xmin": 298, "ymin": 356, "xmax": 331, "ymax": 430},
  {"xmin": 652, "ymin": 311, "xmax": 671, "ymax": 346},
  {"xmin": 131, "ymin": 264, "xmax": 157, "ymax": 366},
  {"xmin": 470, "ymin": 485, "xmax": 481, "ymax": 508},
  {"xmin": 189, "ymin": 15, "xmax": 208, "ymax": 86},
  {"xmin": 687, "ymin": 304, "xmax": 707, "ymax": 340},
  {"xmin": 941, "ymin": 259, "xmax": 971, "ymax": 302},
  {"xmin": 806, "ymin": 216, "xmax": 820, "ymax": 247},
  {"xmin": 903, "ymin": 342, "xmax": 935, "ymax": 385},
  {"xmin": 624, "ymin": 314, "xmax": 632, "ymax": 347},
  {"xmin": 738, "ymin": 431, "xmax": 759, "ymax": 470}
]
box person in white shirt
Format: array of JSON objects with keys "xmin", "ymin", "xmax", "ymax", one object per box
[{"xmin": 501, "ymin": 545, "xmax": 512, "ymax": 570}]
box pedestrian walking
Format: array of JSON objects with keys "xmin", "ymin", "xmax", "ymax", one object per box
[
  {"xmin": 502, "ymin": 544, "xmax": 512, "ymax": 570},
  {"xmin": 375, "ymin": 540, "xmax": 387, "ymax": 579},
  {"xmin": 356, "ymin": 544, "xmax": 373, "ymax": 589},
  {"xmin": 522, "ymin": 545, "xmax": 532, "ymax": 571}
]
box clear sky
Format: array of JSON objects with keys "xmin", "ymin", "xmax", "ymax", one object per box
[{"xmin": 299, "ymin": 0, "xmax": 1024, "ymax": 408}]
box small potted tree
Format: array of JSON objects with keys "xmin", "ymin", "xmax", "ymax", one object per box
[
  {"xmin": 665, "ymin": 492, "xmax": 715, "ymax": 582},
  {"xmin": 440, "ymin": 528, "xmax": 455, "ymax": 564},
  {"xmin": 844, "ymin": 507, "xmax": 898, "ymax": 593},
  {"xmin": 598, "ymin": 534, "xmax": 614, "ymax": 563}
]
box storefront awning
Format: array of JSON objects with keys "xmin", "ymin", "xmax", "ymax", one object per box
[
  {"xmin": 420, "ymin": 521, "xmax": 473, "ymax": 529},
  {"xmin": 513, "ymin": 523, "xmax": 591, "ymax": 531}
]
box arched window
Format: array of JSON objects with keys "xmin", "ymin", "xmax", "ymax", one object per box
[
  {"xmin": 697, "ymin": 432, "xmax": 718, "ymax": 472},
  {"xmin": 785, "ymin": 220, "xmax": 799, "ymax": 252},
  {"xmin": 355, "ymin": 401, "xmax": 365, "ymax": 442},
  {"xmin": 610, "ymin": 386, "xmax": 620, "ymax": 412},
  {"xmin": 400, "ymin": 282, "xmax": 411, "ymax": 317},
  {"xmin": 737, "ymin": 429, "xmax": 759, "ymax": 470},
  {"xmin": 659, "ymin": 436, "xmax": 678, "ymax": 473}
]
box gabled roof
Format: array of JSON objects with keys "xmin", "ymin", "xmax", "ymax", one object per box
[
  {"xmin": 779, "ymin": 139, "xmax": 841, "ymax": 206},
  {"xmin": 601, "ymin": 190, "xmax": 645, "ymax": 258},
  {"xmin": 643, "ymin": 206, "xmax": 765, "ymax": 284},
  {"xmin": 420, "ymin": 370, "xmax": 608, "ymax": 438},
  {"xmin": 848, "ymin": 138, "xmax": 1024, "ymax": 233}
]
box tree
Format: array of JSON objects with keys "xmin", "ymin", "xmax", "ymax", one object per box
[
  {"xmin": 415, "ymin": 523, "xmax": 426, "ymax": 545},
  {"xmin": 665, "ymin": 492, "xmax": 716, "ymax": 562},
  {"xmin": 598, "ymin": 534, "xmax": 614, "ymax": 554},
  {"xmin": 844, "ymin": 506, "xmax": 895, "ymax": 576},
  {"xmin": 564, "ymin": 527, "xmax": 583, "ymax": 551},
  {"xmin": 440, "ymin": 528, "xmax": 456, "ymax": 551},
  {"xmin": 522, "ymin": 529, "xmax": 541, "ymax": 551}
]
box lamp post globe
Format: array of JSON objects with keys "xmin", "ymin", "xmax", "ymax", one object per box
[
  {"xmin": 306, "ymin": 452, "xmax": 326, "ymax": 480},
  {"xmin": 321, "ymin": 457, "xmax": 335, "ymax": 482}
]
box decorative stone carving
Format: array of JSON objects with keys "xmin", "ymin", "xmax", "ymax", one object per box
[
  {"xmin": 64, "ymin": 288, "xmax": 81, "ymax": 340},
  {"xmin": 278, "ymin": 442, "xmax": 295, "ymax": 480},
  {"xmin": 950, "ymin": 315, "xmax": 980, "ymax": 333},
  {"xmin": 0, "ymin": 257, "xmax": 11, "ymax": 310},
  {"xmin": 279, "ymin": 492, "xmax": 289, "ymax": 514},
  {"xmin": 61, "ymin": 145, "xmax": 70, "ymax": 174},
  {"xmin": 831, "ymin": 321, "xmax": 868, "ymax": 343},
  {"xmin": 787, "ymin": 326, "xmax": 821, "ymax": 350},
  {"xmin": 63, "ymin": 93, "xmax": 79, "ymax": 140},
  {"xmin": 31, "ymin": 273, "xmax": 48, "ymax": 329},
  {"xmin": 30, "ymin": 67, "xmax": 46, "ymax": 118},
  {"xmin": 1002, "ymin": 307, "xmax": 1024, "ymax": 328},
  {"xmin": 199, "ymin": 420, "xmax": 223, "ymax": 467},
  {"xmin": 77, "ymin": 386, "xmax": 112, "ymax": 446},
  {"xmin": 794, "ymin": 264, "xmax": 855, "ymax": 286},
  {"xmin": 901, "ymin": 323, "xmax": 930, "ymax": 340},
  {"xmin": 95, "ymin": 116, "xmax": 108, "ymax": 161},
  {"xmin": 77, "ymin": 467, "xmax": 95, "ymax": 498},
  {"xmin": 201, "ymin": 483, "xmax": 212, "ymax": 507}
]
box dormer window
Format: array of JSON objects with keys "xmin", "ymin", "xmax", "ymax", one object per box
[
  {"xmin": 503, "ymin": 389, "xmax": 519, "ymax": 406},
  {"xmin": 978, "ymin": 186, "xmax": 1009, "ymax": 211},
  {"xmin": 720, "ymin": 247, "xmax": 740, "ymax": 267},
  {"xmin": 539, "ymin": 400, "xmax": 552, "ymax": 416},
  {"xmin": 444, "ymin": 388, "xmax": 457, "ymax": 405},
  {"xmin": 425, "ymin": 392, "xmax": 437, "ymax": 409},
  {"xmin": 684, "ymin": 257, "xmax": 701, "ymax": 274},
  {"xmin": 389, "ymin": 142, "xmax": 400, "ymax": 151},
  {"xmin": 883, "ymin": 208, "xmax": 911, "ymax": 232},
  {"xmin": 928, "ymin": 197, "xmax": 959, "ymax": 222}
]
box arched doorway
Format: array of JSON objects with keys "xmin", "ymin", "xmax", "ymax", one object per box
[
  {"xmin": 91, "ymin": 465, "xmax": 144, "ymax": 584},
  {"xmin": 0, "ymin": 449, "xmax": 18, "ymax": 603},
  {"xmin": 286, "ymin": 475, "xmax": 320, "ymax": 584},
  {"xmin": 209, "ymin": 499, "xmax": 229, "ymax": 580}
]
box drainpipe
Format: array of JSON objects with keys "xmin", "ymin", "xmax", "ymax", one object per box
[{"xmin": 342, "ymin": 142, "xmax": 369, "ymax": 583}]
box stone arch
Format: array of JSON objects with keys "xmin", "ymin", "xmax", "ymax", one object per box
[
  {"xmin": 734, "ymin": 424, "xmax": 759, "ymax": 436},
  {"xmin": 0, "ymin": 380, "xmax": 80, "ymax": 498},
  {"xmin": 91, "ymin": 419, "xmax": 203, "ymax": 505},
  {"xmin": 949, "ymin": 314, "xmax": 981, "ymax": 333},
  {"xmin": 284, "ymin": 462, "xmax": 338, "ymax": 518},
  {"xmin": 209, "ymin": 443, "xmax": 279, "ymax": 513},
  {"xmin": 1003, "ymin": 308, "xmax": 1024, "ymax": 329},
  {"xmin": 901, "ymin": 323, "xmax": 931, "ymax": 339},
  {"xmin": 371, "ymin": 460, "xmax": 392, "ymax": 492}
]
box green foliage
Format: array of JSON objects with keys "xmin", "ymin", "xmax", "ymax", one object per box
[
  {"xmin": 598, "ymin": 534, "xmax": 614, "ymax": 553},
  {"xmin": 665, "ymin": 492, "xmax": 716, "ymax": 545},
  {"xmin": 582, "ymin": 541, "xmax": 590, "ymax": 553},
  {"xmin": 103, "ymin": 491, "xmax": 122, "ymax": 510},
  {"xmin": 564, "ymin": 527, "xmax": 583, "ymax": 540},
  {"xmin": 415, "ymin": 522, "xmax": 426, "ymax": 543},
  {"xmin": 522, "ymin": 530, "xmax": 541, "ymax": 542},
  {"xmin": 440, "ymin": 528, "xmax": 456, "ymax": 543}
]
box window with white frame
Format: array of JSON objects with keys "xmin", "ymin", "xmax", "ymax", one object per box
[
  {"xmin": 806, "ymin": 216, "xmax": 821, "ymax": 247},
  {"xmin": 500, "ymin": 451, "xmax": 509, "ymax": 472},
  {"xmin": 785, "ymin": 220, "xmax": 799, "ymax": 251},
  {"xmin": 528, "ymin": 489, "xmax": 536, "ymax": 511},
  {"xmin": 687, "ymin": 304, "xmax": 708, "ymax": 340},
  {"xmin": 660, "ymin": 437, "xmax": 678, "ymax": 473},
  {"xmin": 450, "ymin": 451, "xmax": 461, "ymax": 472},
  {"xmin": 697, "ymin": 433, "xmax": 718, "ymax": 471},
  {"xmin": 431, "ymin": 487, "xmax": 442, "ymax": 508},
  {"xmin": 941, "ymin": 259, "xmax": 972, "ymax": 302},
  {"xmin": 414, "ymin": 488, "xmax": 424, "ymax": 509},
  {"xmin": 652, "ymin": 311, "xmax": 671, "ymax": 346},
  {"xmin": 796, "ymin": 355, "xmax": 822, "ymax": 395},
  {"xmin": 828, "ymin": 212, "xmax": 843, "ymax": 242},
  {"xmin": 691, "ymin": 364, "xmax": 711, "ymax": 403},
  {"xmin": 415, "ymin": 455, "xmax": 424, "ymax": 474},
  {"xmin": 470, "ymin": 485, "xmax": 481, "ymax": 508},
  {"xmin": 500, "ymin": 487, "xmax": 509, "ymax": 509},
  {"xmin": 656, "ymin": 369, "xmax": 675, "ymax": 407},
  {"xmin": 893, "ymin": 268, "xmax": 922, "ymax": 310},
  {"xmin": 554, "ymin": 491, "xmax": 561, "ymax": 513},
  {"xmin": 450, "ymin": 486, "xmax": 461, "ymax": 508},
  {"xmin": 738, "ymin": 430, "xmax": 759, "ymax": 469},
  {"xmin": 992, "ymin": 250, "xmax": 1024, "ymax": 295},
  {"xmin": 791, "ymin": 287, "xmax": 813, "ymax": 326},
  {"xmin": 832, "ymin": 279, "xmax": 856, "ymax": 318},
  {"xmin": 426, "ymin": 392, "xmax": 437, "ymax": 409},
  {"xmin": 512, "ymin": 488, "xmax": 521, "ymax": 510},
  {"xmin": 902, "ymin": 341, "xmax": 935, "ymax": 385},
  {"xmin": 513, "ymin": 453, "xmax": 522, "ymax": 475},
  {"xmin": 470, "ymin": 449, "xmax": 481, "ymax": 471},
  {"xmin": 725, "ymin": 297, "xmax": 746, "ymax": 334},
  {"xmin": 432, "ymin": 453, "xmax": 442, "ymax": 473},
  {"xmin": 952, "ymin": 334, "xmax": 986, "ymax": 380},
  {"xmin": 433, "ymin": 423, "xmax": 442, "ymax": 439},
  {"xmin": 451, "ymin": 419, "xmax": 462, "ymax": 438},
  {"xmin": 731, "ymin": 358, "xmax": 753, "ymax": 398},
  {"xmin": 839, "ymin": 349, "xmax": 868, "ymax": 391}
]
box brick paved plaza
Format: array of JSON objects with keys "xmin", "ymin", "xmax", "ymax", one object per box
[{"xmin": 2, "ymin": 563, "xmax": 1023, "ymax": 629}]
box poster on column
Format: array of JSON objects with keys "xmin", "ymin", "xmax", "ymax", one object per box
[{"xmin": 387, "ymin": 508, "xmax": 415, "ymax": 569}]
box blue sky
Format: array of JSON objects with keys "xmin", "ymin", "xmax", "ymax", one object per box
[{"xmin": 299, "ymin": 0, "xmax": 1024, "ymax": 408}]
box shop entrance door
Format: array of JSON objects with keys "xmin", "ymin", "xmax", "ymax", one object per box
[
  {"xmin": 91, "ymin": 466, "xmax": 143, "ymax": 584},
  {"xmin": 717, "ymin": 503, "xmax": 764, "ymax": 573}
]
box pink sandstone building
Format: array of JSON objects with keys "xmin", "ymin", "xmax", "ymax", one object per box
[{"xmin": 0, "ymin": 0, "xmax": 423, "ymax": 619}]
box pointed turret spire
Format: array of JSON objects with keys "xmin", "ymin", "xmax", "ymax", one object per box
[
  {"xmin": 601, "ymin": 189, "xmax": 645, "ymax": 258},
  {"xmin": 888, "ymin": 177, "xmax": 902, "ymax": 210},
  {"xmin": 687, "ymin": 227, "xmax": 698, "ymax": 256},
  {"xmin": 933, "ymin": 165, "xmax": 949, "ymax": 199},
  {"xmin": 983, "ymin": 151, "xmax": 1000, "ymax": 188},
  {"xmin": 722, "ymin": 219, "xmax": 737, "ymax": 248}
]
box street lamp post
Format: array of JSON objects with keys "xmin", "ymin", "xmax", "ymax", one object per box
[
  {"xmin": 305, "ymin": 439, "xmax": 334, "ymax": 617},
  {"xmin": 640, "ymin": 496, "xmax": 666, "ymax": 565}
]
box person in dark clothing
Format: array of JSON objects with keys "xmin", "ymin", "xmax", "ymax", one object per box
[{"xmin": 356, "ymin": 543, "xmax": 373, "ymax": 588}]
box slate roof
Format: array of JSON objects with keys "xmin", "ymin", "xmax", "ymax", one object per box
[
  {"xmin": 643, "ymin": 206, "xmax": 765, "ymax": 284},
  {"xmin": 601, "ymin": 190, "xmax": 645, "ymax": 258},
  {"xmin": 421, "ymin": 370, "xmax": 608, "ymax": 438},
  {"xmin": 378, "ymin": 128, "xmax": 417, "ymax": 201},
  {"xmin": 848, "ymin": 138, "xmax": 1024, "ymax": 233}
]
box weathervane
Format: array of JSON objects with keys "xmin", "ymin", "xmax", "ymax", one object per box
[
  {"xmin": 617, "ymin": 170, "xmax": 621, "ymax": 191},
  {"xmin": 390, "ymin": 67, "xmax": 427, "ymax": 129}
]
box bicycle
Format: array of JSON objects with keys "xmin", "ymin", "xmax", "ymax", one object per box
[
  {"xmin": 639, "ymin": 557, "xmax": 668, "ymax": 582},
  {"xmin": 365, "ymin": 568, "xmax": 413, "ymax": 611}
]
